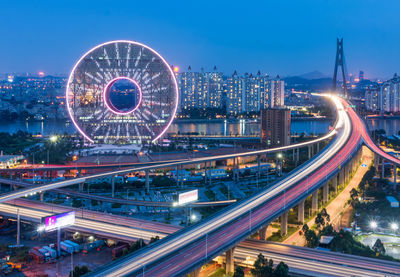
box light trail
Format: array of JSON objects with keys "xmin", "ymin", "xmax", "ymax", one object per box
[{"xmin": 88, "ymin": 95, "xmax": 356, "ymax": 276}]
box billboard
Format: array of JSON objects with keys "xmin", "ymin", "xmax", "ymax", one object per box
[
  {"xmin": 178, "ymin": 189, "xmax": 198, "ymax": 205},
  {"xmin": 42, "ymin": 211, "xmax": 75, "ymax": 231}
]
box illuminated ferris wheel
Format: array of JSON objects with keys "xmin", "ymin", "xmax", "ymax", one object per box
[{"xmin": 66, "ymin": 40, "xmax": 178, "ymax": 145}]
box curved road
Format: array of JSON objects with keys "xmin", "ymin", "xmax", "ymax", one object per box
[{"xmin": 87, "ymin": 95, "xmax": 361, "ymax": 276}]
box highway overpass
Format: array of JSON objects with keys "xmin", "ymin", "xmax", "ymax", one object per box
[
  {"xmin": 0, "ymin": 178, "xmax": 236, "ymax": 207},
  {"xmin": 3, "ymin": 95, "xmax": 399, "ymax": 276},
  {"xmin": 1, "ymin": 199, "xmax": 398, "ymax": 277},
  {"xmin": 86, "ymin": 95, "xmax": 362, "ymax": 276},
  {"xmin": 0, "ymin": 103, "xmax": 336, "ymax": 204}
]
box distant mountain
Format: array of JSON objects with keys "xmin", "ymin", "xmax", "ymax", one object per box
[
  {"xmin": 283, "ymin": 75, "xmax": 332, "ymax": 91},
  {"xmin": 298, "ymin": 71, "xmax": 329, "ymax": 80}
]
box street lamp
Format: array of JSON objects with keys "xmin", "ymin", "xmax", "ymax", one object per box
[
  {"xmin": 276, "ymin": 153, "xmax": 283, "ymax": 176},
  {"xmin": 50, "ymin": 135, "xmax": 58, "ymax": 143},
  {"xmin": 48, "ymin": 135, "xmax": 58, "ymax": 165},
  {"xmin": 370, "ymin": 220, "xmax": 378, "ymax": 230},
  {"xmin": 390, "ymin": 222, "xmax": 398, "ymax": 231}
]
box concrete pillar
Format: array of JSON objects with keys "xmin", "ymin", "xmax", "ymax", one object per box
[
  {"xmin": 176, "ymin": 166, "xmax": 180, "ymax": 186},
  {"xmin": 209, "ymin": 162, "xmax": 212, "ymax": 186},
  {"xmin": 204, "ymin": 163, "xmax": 208, "ymax": 184},
  {"xmin": 374, "ymin": 155, "xmax": 378, "ymax": 169},
  {"xmin": 298, "ymin": 200, "xmax": 305, "ymax": 224},
  {"xmin": 339, "ymin": 170, "xmax": 344, "ymax": 187},
  {"xmin": 394, "ymin": 165, "xmax": 397, "ymax": 187},
  {"xmin": 145, "ymin": 170, "xmax": 149, "ymax": 192},
  {"xmin": 79, "ymin": 183, "xmax": 84, "ymax": 192},
  {"xmin": 190, "ymin": 268, "xmax": 201, "ymax": 277},
  {"xmin": 312, "ymin": 190, "xmax": 318, "ymax": 213},
  {"xmin": 225, "ymin": 247, "xmax": 235, "ymax": 274},
  {"xmin": 355, "ymin": 157, "xmax": 358, "ymax": 171},
  {"xmin": 323, "ymin": 182, "xmax": 329, "ymax": 203},
  {"xmin": 257, "ymin": 155, "xmax": 261, "ymax": 179},
  {"xmin": 332, "ymin": 174, "xmax": 338, "ymax": 194},
  {"xmin": 180, "ymin": 165, "xmax": 183, "ymax": 186},
  {"xmin": 237, "ymin": 158, "xmax": 240, "ymax": 181},
  {"xmin": 232, "ymin": 159, "xmax": 235, "ymax": 181},
  {"xmin": 235, "ymin": 158, "xmax": 239, "ymax": 182},
  {"xmin": 382, "ymin": 159, "xmax": 385, "ymax": 179},
  {"xmin": 316, "ymin": 142, "xmax": 320, "ymax": 153},
  {"xmin": 40, "ymin": 192, "xmax": 44, "ymax": 202},
  {"xmin": 296, "ymin": 148, "xmax": 299, "ymax": 162},
  {"xmin": 111, "ymin": 176, "xmax": 115, "ymax": 198},
  {"xmin": 259, "ymin": 226, "xmax": 268, "ymax": 240},
  {"xmin": 280, "ymin": 211, "xmax": 288, "ymax": 236},
  {"xmin": 292, "ymin": 149, "xmax": 295, "ymax": 162},
  {"xmin": 308, "ymin": 145, "xmax": 311, "ymax": 159}
]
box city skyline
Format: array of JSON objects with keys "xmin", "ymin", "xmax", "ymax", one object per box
[{"xmin": 1, "ymin": 0, "xmax": 400, "ymax": 79}]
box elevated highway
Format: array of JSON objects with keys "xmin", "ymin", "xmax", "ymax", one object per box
[
  {"xmin": 4, "ymin": 95, "xmax": 399, "ymax": 276},
  {"xmin": 0, "ymin": 178, "xmax": 236, "ymax": 207},
  {"xmin": 88, "ymin": 95, "xmax": 362, "ymax": 276},
  {"xmin": 0, "ymin": 106, "xmax": 336, "ymax": 204},
  {"xmin": 1, "ymin": 199, "xmax": 399, "ymax": 277}
]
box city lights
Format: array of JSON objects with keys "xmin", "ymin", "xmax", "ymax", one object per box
[
  {"xmin": 390, "ymin": 222, "xmax": 399, "ymax": 231},
  {"xmin": 49, "ymin": 135, "xmax": 58, "ymax": 143},
  {"xmin": 370, "ymin": 221, "xmax": 378, "ymax": 229}
]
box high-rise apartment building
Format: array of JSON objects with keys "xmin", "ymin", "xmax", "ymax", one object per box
[
  {"xmin": 260, "ymin": 108, "xmax": 291, "ymax": 147},
  {"xmin": 178, "ymin": 67, "xmax": 223, "ymax": 111},
  {"xmin": 226, "ymin": 71, "xmax": 245, "ymax": 115},
  {"xmin": 177, "ymin": 69, "xmax": 285, "ymax": 116},
  {"xmin": 365, "ymin": 85, "xmax": 380, "ymax": 112},
  {"xmin": 226, "ymin": 72, "xmax": 285, "ymax": 115},
  {"xmin": 365, "ymin": 74, "xmax": 400, "ymax": 113},
  {"xmin": 205, "ymin": 67, "xmax": 223, "ymax": 108}
]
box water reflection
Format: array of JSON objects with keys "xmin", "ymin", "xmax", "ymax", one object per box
[
  {"xmin": 0, "ymin": 119, "xmax": 332, "ymax": 137},
  {"xmin": 367, "ymin": 118, "xmax": 400, "ymax": 135}
]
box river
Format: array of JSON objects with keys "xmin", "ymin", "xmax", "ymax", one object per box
[{"xmin": 0, "ymin": 119, "xmax": 333, "ymax": 137}]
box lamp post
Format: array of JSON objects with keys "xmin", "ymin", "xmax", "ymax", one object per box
[
  {"xmin": 277, "ymin": 153, "xmax": 283, "ymax": 176},
  {"xmin": 390, "ymin": 222, "xmax": 398, "ymax": 233},
  {"xmin": 370, "ymin": 220, "xmax": 378, "ymax": 232}
]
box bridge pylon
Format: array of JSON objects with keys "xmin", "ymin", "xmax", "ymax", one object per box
[{"xmin": 332, "ymin": 38, "xmax": 348, "ymax": 98}]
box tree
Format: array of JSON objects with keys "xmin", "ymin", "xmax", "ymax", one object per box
[
  {"xmin": 149, "ymin": 236, "xmax": 160, "ymax": 244},
  {"xmin": 320, "ymin": 208, "xmax": 330, "ymax": 223},
  {"xmin": 320, "ymin": 224, "xmax": 335, "ymax": 236},
  {"xmin": 315, "ymin": 213, "xmax": 325, "ymax": 230},
  {"xmin": 315, "ymin": 209, "xmax": 331, "ymax": 230},
  {"xmin": 372, "ymin": 239, "xmax": 386, "ymax": 255},
  {"xmin": 251, "ymin": 253, "xmax": 273, "ymax": 277},
  {"xmin": 302, "ymin": 224, "xmax": 309, "ymax": 233},
  {"xmin": 70, "ymin": 265, "xmax": 90, "ymax": 277},
  {"xmin": 350, "ymin": 188, "xmax": 359, "ymax": 200},
  {"xmin": 304, "ymin": 229, "xmax": 319, "ymax": 248},
  {"xmin": 273, "ymin": 261, "xmax": 289, "ymax": 277},
  {"xmin": 233, "ymin": 266, "xmax": 245, "ymax": 277}
]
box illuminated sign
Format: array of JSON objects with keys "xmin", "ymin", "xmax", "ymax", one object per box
[
  {"xmin": 178, "ymin": 189, "xmax": 198, "ymax": 205},
  {"xmin": 42, "ymin": 211, "xmax": 75, "ymax": 231}
]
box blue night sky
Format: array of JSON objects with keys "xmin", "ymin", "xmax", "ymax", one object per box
[{"xmin": 0, "ymin": 0, "xmax": 399, "ymax": 78}]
